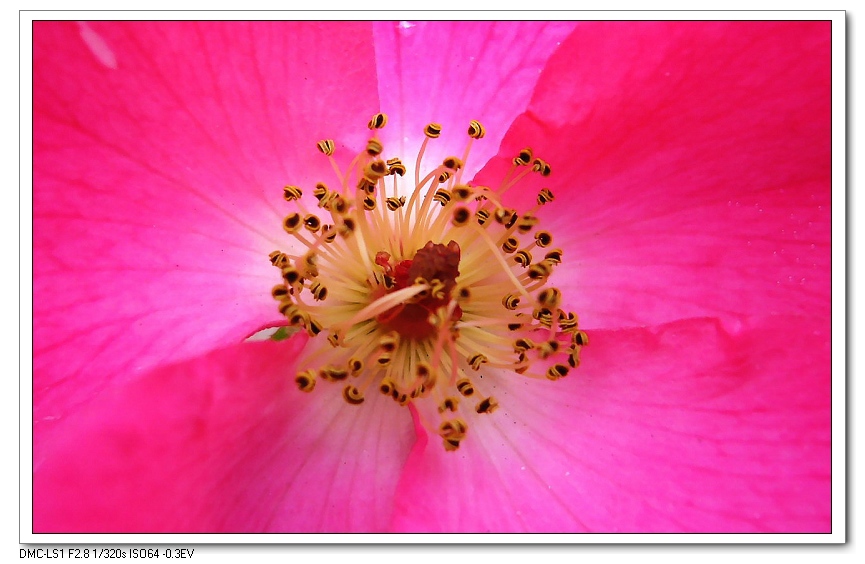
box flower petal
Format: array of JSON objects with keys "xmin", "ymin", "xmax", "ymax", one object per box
[
  {"xmin": 478, "ymin": 21, "xmax": 831, "ymax": 328},
  {"xmin": 33, "ymin": 336, "xmax": 416, "ymax": 532},
  {"xmin": 390, "ymin": 316, "xmax": 831, "ymax": 532},
  {"xmin": 33, "ymin": 22, "xmax": 381, "ymax": 426},
  {"xmin": 372, "ymin": 20, "xmax": 576, "ymax": 175}
]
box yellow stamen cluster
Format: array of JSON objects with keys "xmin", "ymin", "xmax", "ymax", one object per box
[{"xmin": 269, "ymin": 114, "xmax": 586, "ymax": 451}]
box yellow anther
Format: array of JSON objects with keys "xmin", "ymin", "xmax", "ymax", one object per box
[
  {"xmin": 385, "ymin": 196, "xmax": 406, "ymax": 211},
  {"xmin": 326, "ymin": 333, "xmax": 340, "ymax": 348},
  {"xmin": 379, "ymin": 331, "xmax": 400, "ymax": 353},
  {"xmin": 316, "ymin": 139, "xmax": 335, "ymax": 156},
  {"xmin": 443, "ymin": 156, "xmax": 463, "ymax": 171},
  {"xmin": 558, "ymin": 311, "xmax": 579, "ymax": 332},
  {"xmin": 439, "ymin": 418, "xmax": 468, "ymax": 439},
  {"xmin": 514, "ymin": 147, "xmax": 533, "ymax": 166},
  {"xmin": 532, "ymin": 158, "xmax": 552, "ymax": 176},
  {"xmin": 364, "ymin": 160, "xmax": 388, "ymax": 181},
  {"xmin": 310, "ymin": 280, "xmax": 328, "ymax": 301},
  {"xmin": 416, "ymin": 361, "xmax": 436, "ymax": 387},
  {"xmin": 475, "ymin": 209, "xmax": 491, "ymax": 226},
  {"xmin": 342, "ymin": 385, "xmax": 365, "ymax": 405},
  {"xmin": 493, "ymin": 207, "xmax": 518, "ymax": 228},
  {"xmin": 348, "ymin": 358, "xmax": 364, "ymax": 376},
  {"xmin": 306, "ymin": 316, "xmax": 324, "ymax": 337},
  {"xmin": 317, "ymin": 192, "xmax": 337, "ymax": 211},
  {"xmin": 544, "ymin": 248, "xmax": 563, "ymax": 264},
  {"xmin": 443, "ymin": 438, "xmax": 461, "ymax": 452},
  {"xmin": 467, "ymin": 120, "xmax": 486, "ymax": 139},
  {"xmin": 546, "ymin": 364, "xmax": 570, "ymax": 381},
  {"xmin": 331, "ymin": 195, "xmax": 350, "ymax": 215},
  {"xmin": 304, "ymin": 251, "xmax": 317, "ymax": 266},
  {"xmin": 320, "ymin": 366, "xmax": 349, "ymax": 382},
  {"xmin": 538, "ymin": 287, "xmax": 562, "ymax": 309},
  {"xmin": 428, "ymin": 278, "xmax": 447, "ymax": 300},
  {"xmin": 438, "ymin": 171, "xmax": 452, "ymax": 183},
  {"xmin": 534, "ymin": 231, "xmax": 553, "ymax": 247},
  {"xmin": 537, "ymin": 188, "xmax": 555, "ymax": 205},
  {"xmin": 295, "ymin": 370, "xmax": 316, "ymax": 392},
  {"xmin": 366, "ymin": 138, "xmax": 383, "ymax": 156},
  {"xmin": 411, "ymin": 277, "xmax": 431, "ymax": 300},
  {"xmin": 475, "ymin": 396, "xmax": 498, "ymax": 414},
  {"xmin": 533, "ymin": 307, "xmax": 553, "ymax": 327},
  {"xmin": 386, "ymin": 158, "xmax": 406, "ymax": 176},
  {"xmin": 379, "ymin": 378, "xmax": 396, "ymax": 395},
  {"xmin": 356, "ymin": 177, "xmax": 376, "ymax": 195},
  {"xmin": 516, "ymin": 214, "xmax": 539, "ymax": 233},
  {"xmin": 268, "ymin": 250, "xmax": 289, "ymax": 268},
  {"xmin": 467, "ymin": 353, "xmax": 488, "ymax": 371},
  {"xmin": 452, "ymin": 184, "xmax": 472, "ymax": 201},
  {"xmin": 438, "ymin": 396, "xmax": 460, "ymax": 413},
  {"xmin": 271, "ymin": 284, "xmax": 290, "ymax": 301},
  {"xmin": 528, "ymin": 260, "xmax": 554, "ymax": 280},
  {"xmin": 313, "ymin": 182, "xmax": 330, "ymax": 202},
  {"xmin": 537, "ymin": 340, "xmax": 560, "ymax": 359},
  {"xmin": 501, "ymin": 237, "xmax": 519, "ymax": 254},
  {"xmin": 451, "ymin": 206, "xmax": 471, "ymax": 227},
  {"xmin": 424, "ymin": 123, "xmax": 442, "ymax": 138},
  {"xmin": 368, "ymin": 112, "xmax": 388, "ymax": 129},
  {"xmin": 306, "ymin": 317, "xmax": 323, "ymax": 337},
  {"xmin": 277, "ymin": 300, "xmax": 298, "ymax": 317},
  {"xmin": 362, "ymin": 195, "xmax": 377, "ymax": 211},
  {"xmin": 322, "ymin": 227, "xmax": 337, "ymax": 244},
  {"xmin": 337, "ymin": 217, "xmax": 356, "ymax": 237},
  {"xmin": 303, "ymin": 214, "xmax": 322, "ymax": 233},
  {"xmin": 283, "ymin": 212, "xmax": 302, "ymax": 233},
  {"xmin": 502, "ymin": 294, "xmax": 520, "ymax": 310},
  {"xmin": 573, "ymin": 330, "xmax": 589, "ymax": 347},
  {"xmin": 302, "ymin": 251, "xmax": 318, "ymax": 273},
  {"xmin": 513, "ymin": 250, "xmax": 532, "ymax": 267},
  {"xmin": 283, "ymin": 185, "xmax": 303, "ymax": 201},
  {"xmin": 456, "ymin": 378, "xmax": 475, "ymax": 397},
  {"xmin": 377, "ymin": 354, "xmax": 393, "ymax": 366},
  {"xmin": 433, "ymin": 189, "xmax": 452, "ymax": 206},
  {"xmin": 286, "ymin": 307, "xmax": 306, "ymax": 326},
  {"xmin": 513, "ymin": 337, "xmax": 535, "ymax": 353},
  {"xmin": 281, "ymin": 265, "xmax": 302, "ymax": 285}
]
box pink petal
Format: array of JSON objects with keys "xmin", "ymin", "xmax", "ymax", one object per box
[
  {"xmin": 391, "ymin": 316, "xmax": 830, "ymax": 532},
  {"xmin": 478, "ymin": 21, "xmax": 831, "ymax": 328},
  {"xmin": 33, "ymin": 336, "xmax": 416, "ymax": 532},
  {"xmin": 33, "ymin": 22, "xmax": 381, "ymax": 427},
  {"xmin": 372, "ymin": 21, "xmax": 576, "ymax": 175}
]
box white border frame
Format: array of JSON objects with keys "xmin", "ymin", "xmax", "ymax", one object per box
[{"xmin": 19, "ymin": 9, "xmax": 847, "ymax": 546}]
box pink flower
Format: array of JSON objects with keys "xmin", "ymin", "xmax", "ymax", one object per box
[{"xmin": 32, "ymin": 21, "xmax": 831, "ymax": 533}]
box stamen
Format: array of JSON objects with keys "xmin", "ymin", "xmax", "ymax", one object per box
[
  {"xmin": 467, "ymin": 120, "xmax": 486, "ymax": 139},
  {"xmin": 368, "ymin": 112, "xmax": 388, "ymax": 129},
  {"xmin": 270, "ymin": 116, "xmax": 584, "ymax": 451},
  {"xmin": 316, "ymin": 139, "xmax": 335, "ymax": 156},
  {"xmin": 424, "ymin": 123, "xmax": 442, "ymax": 138}
]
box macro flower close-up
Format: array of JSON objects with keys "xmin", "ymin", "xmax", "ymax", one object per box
[{"xmin": 31, "ymin": 19, "xmax": 832, "ymax": 534}]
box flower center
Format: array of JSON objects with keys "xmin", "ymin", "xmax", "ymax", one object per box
[
  {"xmin": 373, "ymin": 240, "xmax": 463, "ymax": 340},
  {"xmin": 269, "ymin": 114, "xmax": 587, "ymax": 451}
]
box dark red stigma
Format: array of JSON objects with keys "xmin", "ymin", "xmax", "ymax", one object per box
[{"xmin": 375, "ymin": 241, "xmax": 463, "ymax": 340}]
